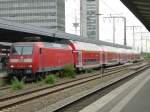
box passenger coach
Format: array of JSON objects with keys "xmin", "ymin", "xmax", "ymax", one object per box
[{"xmin": 70, "ymin": 41, "xmax": 102, "ymax": 70}]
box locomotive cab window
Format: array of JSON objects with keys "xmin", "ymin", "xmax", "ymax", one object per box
[
  {"xmin": 12, "ymin": 45, "xmax": 33, "ymax": 55},
  {"xmin": 12, "ymin": 46, "xmax": 22, "ymax": 55},
  {"xmin": 22, "ymin": 46, "xmax": 33, "ymax": 55}
]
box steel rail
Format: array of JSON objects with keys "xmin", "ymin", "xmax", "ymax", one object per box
[
  {"xmin": 0, "ymin": 62, "xmax": 144, "ymax": 110},
  {"xmin": 0, "ymin": 66, "xmax": 130, "ymax": 110}
]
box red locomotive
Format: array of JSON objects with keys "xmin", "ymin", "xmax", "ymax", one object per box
[
  {"xmin": 8, "ymin": 41, "xmax": 141, "ymax": 79},
  {"xmin": 8, "ymin": 42, "xmax": 73, "ymax": 78}
]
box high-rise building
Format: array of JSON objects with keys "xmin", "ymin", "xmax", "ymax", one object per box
[
  {"xmin": 0, "ymin": 0, "xmax": 65, "ymax": 31},
  {"xmin": 80, "ymin": 0, "xmax": 99, "ymax": 40}
]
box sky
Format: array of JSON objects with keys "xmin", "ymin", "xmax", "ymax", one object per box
[{"xmin": 65, "ymin": 0, "xmax": 150, "ymax": 52}]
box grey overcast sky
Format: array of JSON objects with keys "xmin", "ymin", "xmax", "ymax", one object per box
[{"xmin": 65, "ymin": 0, "xmax": 149, "ymax": 52}]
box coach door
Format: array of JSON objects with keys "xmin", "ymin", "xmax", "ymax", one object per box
[
  {"xmin": 101, "ymin": 48, "xmax": 106, "ymax": 65},
  {"xmin": 78, "ymin": 51, "xmax": 82, "ymax": 67},
  {"xmin": 39, "ymin": 48, "xmax": 42, "ymax": 72}
]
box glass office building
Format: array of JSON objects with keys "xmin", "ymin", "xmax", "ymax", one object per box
[
  {"xmin": 80, "ymin": 0, "xmax": 99, "ymax": 40},
  {"xmin": 0, "ymin": 0, "xmax": 65, "ymax": 31}
]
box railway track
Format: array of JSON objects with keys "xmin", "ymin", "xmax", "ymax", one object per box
[
  {"xmin": 105, "ymin": 61, "xmax": 143, "ymax": 72},
  {"xmin": 0, "ymin": 62, "xmax": 146, "ymax": 111},
  {"xmin": 42, "ymin": 63, "xmax": 149, "ymax": 112},
  {"xmin": 54, "ymin": 63, "xmax": 150, "ymax": 112},
  {"xmin": 0, "ymin": 86, "xmax": 10, "ymax": 91},
  {"xmin": 0, "ymin": 62, "xmax": 143, "ymax": 91},
  {"xmin": 0, "ymin": 62, "xmax": 139, "ymax": 92}
]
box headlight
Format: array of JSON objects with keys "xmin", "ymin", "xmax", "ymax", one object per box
[
  {"xmin": 28, "ymin": 65, "xmax": 32, "ymax": 68},
  {"xmin": 10, "ymin": 65, "xmax": 14, "ymax": 68}
]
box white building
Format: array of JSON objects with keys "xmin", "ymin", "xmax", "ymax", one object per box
[
  {"xmin": 80, "ymin": 0, "xmax": 99, "ymax": 40},
  {"xmin": 0, "ymin": 0, "xmax": 65, "ymax": 31}
]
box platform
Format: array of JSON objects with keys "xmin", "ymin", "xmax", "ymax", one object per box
[{"xmin": 80, "ymin": 68, "xmax": 150, "ymax": 112}]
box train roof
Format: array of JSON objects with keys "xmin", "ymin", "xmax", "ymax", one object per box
[
  {"xmin": 43, "ymin": 42, "xmax": 71, "ymax": 49},
  {"xmin": 12, "ymin": 42, "xmax": 71, "ymax": 49},
  {"xmin": 101, "ymin": 46, "xmax": 120, "ymax": 53},
  {"xmin": 0, "ymin": 42, "xmax": 12, "ymax": 47},
  {"xmin": 13, "ymin": 42, "xmax": 39, "ymax": 44},
  {"xmin": 71, "ymin": 41, "xmax": 101, "ymax": 51}
]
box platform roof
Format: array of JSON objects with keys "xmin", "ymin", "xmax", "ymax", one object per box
[
  {"xmin": 121, "ymin": 0, "xmax": 150, "ymax": 31},
  {"xmin": 0, "ymin": 18, "xmax": 131, "ymax": 49},
  {"xmin": 0, "ymin": 42, "xmax": 11, "ymax": 46}
]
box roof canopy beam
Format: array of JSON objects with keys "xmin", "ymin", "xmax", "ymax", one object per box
[
  {"xmin": 133, "ymin": 1, "xmax": 150, "ymax": 6},
  {"xmin": 121, "ymin": 0, "xmax": 150, "ymax": 31},
  {"xmin": 137, "ymin": 6, "xmax": 150, "ymax": 11}
]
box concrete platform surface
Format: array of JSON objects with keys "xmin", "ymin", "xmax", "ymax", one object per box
[{"xmin": 80, "ymin": 68, "xmax": 150, "ymax": 112}]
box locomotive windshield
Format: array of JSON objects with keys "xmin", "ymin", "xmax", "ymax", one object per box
[{"xmin": 12, "ymin": 46, "xmax": 33, "ymax": 55}]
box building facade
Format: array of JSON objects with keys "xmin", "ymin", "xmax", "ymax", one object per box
[
  {"xmin": 80, "ymin": 0, "xmax": 99, "ymax": 40},
  {"xmin": 0, "ymin": 0, "xmax": 65, "ymax": 31}
]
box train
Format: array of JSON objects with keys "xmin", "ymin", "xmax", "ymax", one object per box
[{"xmin": 7, "ymin": 41, "xmax": 141, "ymax": 79}]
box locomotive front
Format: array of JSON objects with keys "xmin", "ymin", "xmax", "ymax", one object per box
[{"xmin": 8, "ymin": 43, "xmax": 34, "ymax": 77}]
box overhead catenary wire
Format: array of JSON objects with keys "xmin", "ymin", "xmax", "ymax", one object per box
[{"xmin": 100, "ymin": 0, "xmax": 117, "ymax": 14}]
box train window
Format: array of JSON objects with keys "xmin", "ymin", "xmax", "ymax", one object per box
[
  {"xmin": 84, "ymin": 58, "xmax": 99, "ymax": 65},
  {"xmin": 12, "ymin": 46, "xmax": 22, "ymax": 55},
  {"xmin": 12, "ymin": 45, "xmax": 33, "ymax": 55},
  {"xmin": 22, "ymin": 46, "xmax": 33, "ymax": 55}
]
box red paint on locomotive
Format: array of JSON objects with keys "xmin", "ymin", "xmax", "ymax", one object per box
[{"xmin": 8, "ymin": 42, "xmax": 74, "ymax": 76}]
